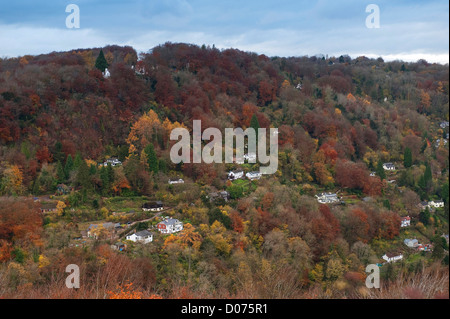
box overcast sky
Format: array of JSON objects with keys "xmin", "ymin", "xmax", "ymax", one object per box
[{"xmin": 0, "ymin": 0, "xmax": 448, "ymax": 64}]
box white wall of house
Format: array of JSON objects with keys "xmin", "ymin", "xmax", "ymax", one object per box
[
  {"xmin": 126, "ymin": 233, "xmax": 153, "ymax": 243},
  {"xmin": 382, "ymin": 254, "xmax": 403, "ymax": 263}
]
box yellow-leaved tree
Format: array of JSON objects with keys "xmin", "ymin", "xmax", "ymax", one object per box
[{"xmin": 0, "ymin": 163, "xmax": 24, "ymax": 195}]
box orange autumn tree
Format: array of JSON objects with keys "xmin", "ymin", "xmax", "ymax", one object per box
[
  {"xmin": 107, "ymin": 281, "xmax": 163, "ymax": 299},
  {"xmin": 230, "ymin": 211, "xmax": 244, "ymax": 233},
  {"xmin": 107, "ymin": 282, "xmax": 144, "ymax": 299},
  {"xmin": 163, "ymin": 223, "xmax": 203, "ymax": 250},
  {"xmin": 0, "ymin": 198, "xmax": 43, "ymax": 252},
  {"xmin": 126, "ymin": 109, "xmax": 162, "ymax": 156},
  {"xmin": 179, "ymin": 223, "xmax": 203, "ymax": 249},
  {"xmin": 0, "ymin": 163, "xmax": 24, "ymax": 195},
  {"xmin": 126, "ymin": 109, "xmax": 187, "ymax": 156}
]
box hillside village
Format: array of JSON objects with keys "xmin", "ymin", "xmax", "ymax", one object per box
[{"xmin": 0, "ymin": 44, "xmax": 448, "ymax": 299}]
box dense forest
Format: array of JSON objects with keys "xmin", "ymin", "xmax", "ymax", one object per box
[{"xmin": 0, "ymin": 43, "xmax": 448, "ymax": 298}]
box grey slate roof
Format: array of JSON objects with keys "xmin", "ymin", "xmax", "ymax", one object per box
[{"xmin": 135, "ymin": 230, "xmax": 153, "ymax": 237}]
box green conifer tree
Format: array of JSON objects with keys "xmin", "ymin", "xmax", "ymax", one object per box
[
  {"xmin": 404, "ymin": 147, "xmax": 412, "ymax": 168},
  {"xmin": 144, "ymin": 143, "xmax": 159, "ymax": 174},
  {"xmin": 64, "ymin": 154, "xmax": 74, "ymax": 180},
  {"xmin": 95, "ymin": 49, "xmax": 108, "ymax": 72},
  {"xmin": 376, "ymin": 161, "xmax": 386, "ymax": 180}
]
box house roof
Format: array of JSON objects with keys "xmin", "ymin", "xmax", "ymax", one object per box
[
  {"xmin": 135, "ymin": 230, "xmax": 153, "ymax": 237},
  {"xmin": 143, "ymin": 201, "xmax": 163, "ymax": 208},
  {"xmin": 385, "ymin": 252, "xmax": 402, "ymax": 258},
  {"xmin": 41, "ymin": 202, "xmax": 57, "ymax": 209},
  {"xmin": 159, "ymin": 218, "xmax": 181, "ymax": 226}
]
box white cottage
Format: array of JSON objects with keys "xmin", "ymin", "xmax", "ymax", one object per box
[
  {"xmin": 168, "ymin": 178, "xmax": 185, "ymax": 184},
  {"xmin": 429, "ymin": 200, "xmax": 444, "ymax": 208},
  {"xmin": 400, "ymin": 216, "xmax": 411, "ymax": 227},
  {"xmin": 228, "ymin": 170, "xmax": 244, "ymax": 180},
  {"xmin": 142, "ymin": 201, "xmax": 164, "ymax": 212},
  {"xmin": 126, "ymin": 230, "xmax": 153, "ymax": 244},
  {"xmin": 246, "ymin": 171, "xmax": 262, "ymax": 180},
  {"xmin": 102, "ymin": 68, "xmax": 110, "ymax": 78},
  {"xmin": 382, "ymin": 163, "xmax": 396, "ymax": 171},
  {"xmin": 315, "ymin": 192, "xmax": 340, "ymax": 204},
  {"xmin": 382, "ymin": 252, "xmax": 403, "ymax": 263},
  {"xmin": 157, "ymin": 218, "xmax": 183, "ymax": 234}
]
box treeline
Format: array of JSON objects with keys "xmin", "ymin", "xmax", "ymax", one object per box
[{"xmin": 0, "ymin": 43, "xmax": 448, "ymax": 198}]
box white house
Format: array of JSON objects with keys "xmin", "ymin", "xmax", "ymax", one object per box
[
  {"xmin": 142, "ymin": 201, "xmax": 164, "ymax": 212},
  {"xmin": 102, "ymin": 158, "xmax": 122, "ymax": 167},
  {"xmin": 246, "ymin": 171, "xmax": 262, "ymax": 180},
  {"xmin": 243, "ymin": 153, "xmax": 257, "ymax": 162},
  {"xmin": 382, "ymin": 252, "xmax": 403, "ymax": 263},
  {"xmin": 168, "ymin": 178, "xmax": 184, "ymax": 184},
  {"xmin": 315, "ymin": 192, "xmax": 340, "ymax": 204},
  {"xmin": 404, "ymin": 239, "xmax": 418, "ymax": 248},
  {"xmin": 369, "ymin": 172, "xmax": 376, "ymax": 177},
  {"xmin": 228, "ymin": 170, "xmax": 244, "ymax": 180},
  {"xmin": 429, "ymin": 200, "xmax": 444, "ymax": 208},
  {"xmin": 102, "ymin": 68, "xmax": 110, "ymax": 78},
  {"xmin": 400, "ymin": 216, "xmax": 411, "ymax": 227},
  {"xmin": 383, "ymin": 162, "xmax": 395, "ymax": 171},
  {"xmin": 126, "ymin": 230, "xmax": 153, "ymax": 243},
  {"xmin": 157, "ymin": 218, "xmax": 183, "ymax": 234},
  {"xmin": 435, "ymin": 138, "xmax": 448, "ymax": 148}
]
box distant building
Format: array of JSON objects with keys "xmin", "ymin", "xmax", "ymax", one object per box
[
  {"xmin": 428, "ymin": 200, "xmax": 444, "ymax": 208},
  {"xmin": 142, "ymin": 201, "xmax": 164, "ymax": 212},
  {"xmin": 315, "ymin": 192, "xmax": 340, "ymax": 204},
  {"xmin": 439, "ymin": 121, "xmax": 449, "ymax": 129},
  {"xmin": 168, "ymin": 178, "xmax": 184, "ymax": 184},
  {"xmin": 228, "ymin": 170, "xmax": 244, "ymax": 180},
  {"xmin": 243, "ymin": 153, "xmax": 257, "ymax": 162},
  {"xmin": 101, "ymin": 158, "xmax": 122, "ymax": 167},
  {"xmin": 102, "ymin": 68, "xmax": 110, "ymax": 78},
  {"xmin": 382, "ymin": 252, "xmax": 403, "ymax": 263},
  {"xmin": 246, "ymin": 171, "xmax": 262, "ymax": 180},
  {"xmin": 382, "ymin": 162, "xmax": 395, "ymax": 171},
  {"xmin": 126, "ymin": 230, "xmax": 153, "ymax": 244},
  {"xmin": 40, "ymin": 202, "xmax": 57, "ymax": 213},
  {"xmin": 157, "ymin": 218, "xmax": 183, "ymax": 234},
  {"xmin": 435, "ymin": 138, "xmax": 448, "ymax": 148},
  {"xmin": 404, "ymin": 239, "xmax": 418, "ymax": 248},
  {"xmin": 400, "ymin": 216, "xmax": 411, "ymax": 227}
]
